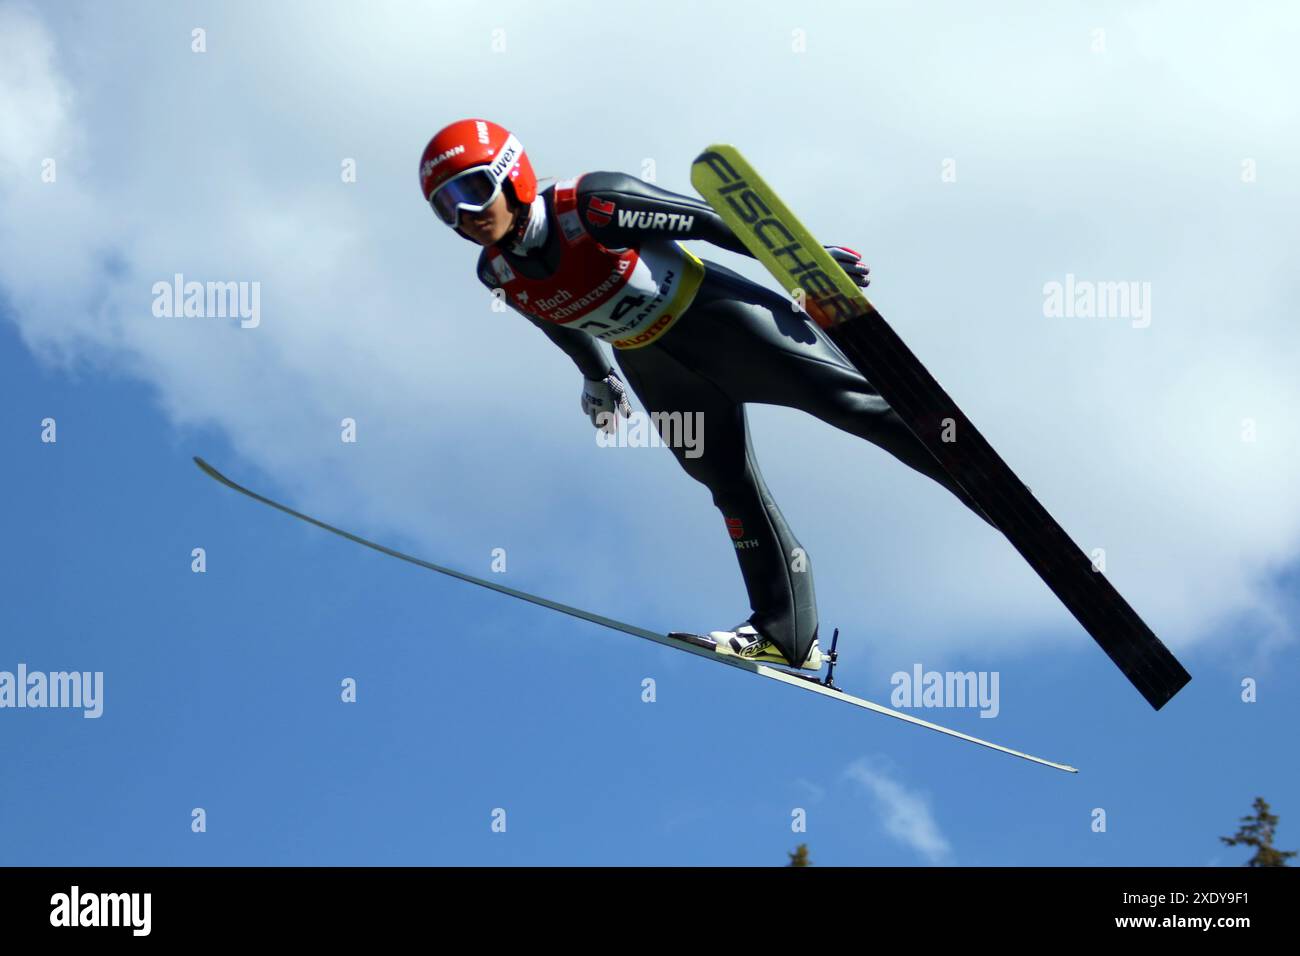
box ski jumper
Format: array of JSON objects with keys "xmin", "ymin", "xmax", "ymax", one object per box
[{"xmin": 477, "ymin": 172, "xmax": 987, "ymax": 667}]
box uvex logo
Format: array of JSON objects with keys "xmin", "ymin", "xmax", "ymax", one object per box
[{"xmin": 490, "ymin": 144, "xmax": 518, "ymax": 179}]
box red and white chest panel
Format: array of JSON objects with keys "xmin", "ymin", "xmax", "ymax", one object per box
[{"xmin": 485, "ymin": 176, "xmax": 704, "ymax": 349}]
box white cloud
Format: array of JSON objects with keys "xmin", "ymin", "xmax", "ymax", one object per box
[
  {"xmin": 2, "ymin": 0, "xmax": 1298, "ymax": 673},
  {"xmin": 845, "ymin": 756, "xmax": 951, "ymax": 863}
]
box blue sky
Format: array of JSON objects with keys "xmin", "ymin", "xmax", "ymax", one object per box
[{"xmin": 1, "ymin": 0, "xmax": 1297, "ymax": 866}]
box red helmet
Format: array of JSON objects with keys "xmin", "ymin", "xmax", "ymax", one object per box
[{"xmin": 419, "ymin": 119, "xmax": 537, "ymax": 227}]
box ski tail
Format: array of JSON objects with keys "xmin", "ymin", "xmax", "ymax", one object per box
[
  {"xmin": 827, "ymin": 327, "xmax": 1191, "ymax": 709},
  {"xmin": 688, "ymin": 144, "xmax": 1190, "ymax": 711}
]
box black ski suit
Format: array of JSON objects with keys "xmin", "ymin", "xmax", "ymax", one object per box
[{"xmin": 478, "ymin": 172, "xmax": 985, "ymax": 667}]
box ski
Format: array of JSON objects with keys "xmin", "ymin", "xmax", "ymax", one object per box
[
  {"xmin": 193, "ymin": 456, "xmax": 1077, "ymax": 774},
  {"xmin": 690, "ymin": 145, "xmax": 1191, "ymax": 712}
]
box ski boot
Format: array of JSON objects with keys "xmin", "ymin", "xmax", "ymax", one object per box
[{"xmin": 670, "ymin": 622, "xmax": 822, "ymax": 672}]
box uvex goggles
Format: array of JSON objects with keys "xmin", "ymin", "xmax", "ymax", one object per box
[
  {"xmin": 428, "ymin": 135, "xmax": 523, "ymax": 227},
  {"xmin": 429, "ymin": 166, "xmax": 501, "ymax": 226}
]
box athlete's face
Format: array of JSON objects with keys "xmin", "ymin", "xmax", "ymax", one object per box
[{"xmin": 459, "ymin": 191, "xmax": 514, "ymax": 245}]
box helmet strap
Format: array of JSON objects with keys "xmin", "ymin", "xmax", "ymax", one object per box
[{"xmin": 505, "ymin": 183, "xmax": 531, "ymax": 243}]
